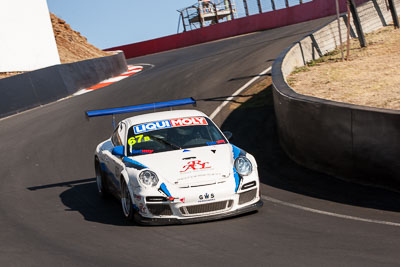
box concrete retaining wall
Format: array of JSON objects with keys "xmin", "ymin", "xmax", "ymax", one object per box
[
  {"xmin": 0, "ymin": 52, "xmax": 127, "ymax": 118},
  {"xmin": 272, "ymin": 0, "xmax": 400, "ymax": 190}
]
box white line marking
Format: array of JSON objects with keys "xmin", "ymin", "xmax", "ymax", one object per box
[
  {"xmin": 262, "ymin": 195, "xmax": 400, "ymax": 227},
  {"xmin": 131, "ymin": 63, "xmax": 154, "ymax": 67},
  {"xmin": 209, "ymin": 66, "xmax": 272, "ymax": 119}
]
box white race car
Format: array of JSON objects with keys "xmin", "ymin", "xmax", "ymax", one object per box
[{"xmin": 88, "ymin": 99, "xmax": 262, "ymax": 225}]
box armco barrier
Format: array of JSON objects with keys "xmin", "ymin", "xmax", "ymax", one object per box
[
  {"xmin": 106, "ymin": 0, "xmax": 368, "ymax": 59},
  {"xmin": 0, "ymin": 52, "xmax": 127, "ymax": 118},
  {"xmin": 272, "ymin": 0, "xmax": 400, "ymax": 190}
]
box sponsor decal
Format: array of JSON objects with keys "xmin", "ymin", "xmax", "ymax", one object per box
[
  {"xmin": 165, "ymin": 197, "xmax": 186, "ymax": 203},
  {"xmin": 130, "ymin": 149, "xmax": 154, "ymax": 155},
  {"xmin": 199, "ymin": 193, "xmax": 215, "ymax": 202},
  {"xmin": 133, "ymin": 194, "xmax": 142, "ymax": 201},
  {"xmin": 181, "ymin": 160, "xmax": 211, "ymax": 173},
  {"xmin": 128, "ymin": 134, "xmax": 151, "ymax": 145},
  {"xmin": 128, "ymin": 134, "xmax": 153, "ymax": 154},
  {"xmin": 134, "ymin": 120, "xmax": 171, "ymax": 134},
  {"xmin": 206, "ymin": 140, "xmax": 226, "ymax": 146},
  {"xmin": 176, "ymin": 172, "xmax": 223, "ymax": 182},
  {"xmin": 169, "ymin": 197, "xmax": 186, "ymax": 203},
  {"xmin": 134, "ymin": 117, "xmax": 208, "ymax": 134}
]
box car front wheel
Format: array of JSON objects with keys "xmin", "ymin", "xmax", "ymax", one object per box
[{"xmin": 121, "ymin": 178, "xmax": 135, "ymax": 220}]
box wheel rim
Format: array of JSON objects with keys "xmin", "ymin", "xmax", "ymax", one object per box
[{"xmin": 121, "ymin": 182, "xmax": 131, "ymax": 217}]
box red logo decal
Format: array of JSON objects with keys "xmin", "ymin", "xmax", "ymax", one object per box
[
  {"xmin": 181, "ymin": 160, "xmax": 211, "ymax": 172},
  {"xmin": 170, "ymin": 117, "xmax": 208, "ymax": 127}
]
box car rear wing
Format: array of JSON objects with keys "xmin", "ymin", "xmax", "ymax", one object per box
[{"xmin": 85, "ymin": 98, "xmax": 196, "ymax": 128}]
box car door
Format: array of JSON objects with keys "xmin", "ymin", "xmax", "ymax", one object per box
[{"xmin": 104, "ymin": 122, "xmax": 127, "ymax": 196}]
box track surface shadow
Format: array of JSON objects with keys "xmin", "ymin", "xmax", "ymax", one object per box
[
  {"xmin": 51, "ymin": 178, "xmax": 258, "ymax": 226},
  {"xmin": 57, "ymin": 179, "xmax": 132, "ymax": 226},
  {"xmin": 221, "ymin": 84, "xmax": 400, "ymax": 213}
]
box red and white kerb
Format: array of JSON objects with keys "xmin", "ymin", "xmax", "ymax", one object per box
[{"xmin": 73, "ymin": 65, "xmax": 143, "ymax": 96}]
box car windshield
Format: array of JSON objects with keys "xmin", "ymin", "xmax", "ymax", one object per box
[{"xmin": 126, "ymin": 116, "xmax": 227, "ymax": 156}]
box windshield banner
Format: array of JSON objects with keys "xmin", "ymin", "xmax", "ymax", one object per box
[{"xmin": 134, "ymin": 117, "xmax": 208, "ymax": 134}]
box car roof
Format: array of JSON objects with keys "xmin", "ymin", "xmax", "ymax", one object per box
[{"xmin": 123, "ymin": 109, "xmax": 209, "ymax": 128}]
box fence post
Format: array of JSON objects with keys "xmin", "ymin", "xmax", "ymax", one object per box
[
  {"xmin": 335, "ymin": 0, "xmax": 344, "ymax": 61},
  {"xmin": 271, "ymin": 0, "xmax": 276, "ymax": 10},
  {"xmin": 348, "ymin": 0, "xmax": 366, "ymax": 47},
  {"xmin": 257, "ymin": 0, "xmax": 263, "ymax": 13},
  {"xmin": 388, "ymin": 0, "xmax": 400, "ymax": 28},
  {"xmin": 213, "ymin": 3, "xmax": 219, "ymax": 23},
  {"xmin": 227, "ymin": 0, "xmax": 235, "ymax": 20},
  {"xmin": 180, "ymin": 11, "xmax": 186, "ymax": 32},
  {"xmin": 243, "ymin": 0, "xmax": 249, "ymax": 16},
  {"xmin": 197, "ymin": 6, "xmax": 204, "ymax": 28}
]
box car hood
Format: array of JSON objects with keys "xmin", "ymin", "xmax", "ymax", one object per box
[{"xmin": 130, "ymin": 144, "xmax": 233, "ymax": 187}]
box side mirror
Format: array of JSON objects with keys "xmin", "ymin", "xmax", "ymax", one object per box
[
  {"xmin": 112, "ymin": 145, "xmax": 125, "ymax": 157},
  {"xmin": 223, "ymin": 131, "xmax": 233, "ymax": 140}
]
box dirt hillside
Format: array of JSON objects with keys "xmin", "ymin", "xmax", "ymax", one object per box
[
  {"xmin": 0, "ymin": 13, "xmax": 111, "ymax": 79},
  {"xmin": 51, "ymin": 13, "xmax": 111, "ymax": 64},
  {"xmin": 288, "ymin": 24, "xmax": 400, "ymax": 110}
]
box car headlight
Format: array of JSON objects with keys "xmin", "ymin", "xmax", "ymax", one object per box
[
  {"xmin": 234, "ymin": 157, "xmax": 252, "ymax": 176},
  {"xmin": 139, "ymin": 170, "xmax": 159, "ymax": 187}
]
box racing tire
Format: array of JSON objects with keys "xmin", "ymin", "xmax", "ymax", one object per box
[
  {"xmin": 95, "ymin": 158, "xmax": 109, "ymax": 198},
  {"xmin": 121, "ymin": 178, "xmax": 135, "ymax": 221}
]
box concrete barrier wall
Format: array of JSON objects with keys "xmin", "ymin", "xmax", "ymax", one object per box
[
  {"xmin": 106, "ymin": 0, "xmax": 368, "ymax": 59},
  {"xmin": 0, "ymin": 52, "xmax": 127, "ymax": 118},
  {"xmin": 272, "ymin": 0, "xmax": 400, "ymax": 190}
]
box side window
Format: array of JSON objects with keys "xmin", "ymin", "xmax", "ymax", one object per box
[{"xmin": 111, "ymin": 126, "xmax": 122, "ymax": 146}]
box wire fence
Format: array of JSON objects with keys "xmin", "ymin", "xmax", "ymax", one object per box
[
  {"xmin": 178, "ymin": 0, "xmax": 314, "ymax": 32},
  {"xmin": 235, "ymin": 0, "xmax": 313, "ymax": 17}
]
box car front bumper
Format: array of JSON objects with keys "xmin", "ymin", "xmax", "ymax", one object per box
[{"xmin": 134, "ymin": 199, "xmax": 263, "ymax": 225}]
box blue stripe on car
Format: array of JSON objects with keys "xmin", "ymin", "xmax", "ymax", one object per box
[
  {"xmin": 231, "ymin": 144, "xmax": 246, "ymax": 192},
  {"xmin": 123, "ymin": 157, "xmax": 147, "ymax": 170},
  {"xmin": 231, "ymin": 144, "xmax": 241, "ymax": 159},
  {"xmin": 233, "ymin": 168, "xmax": 240, "ymax": 192},
  {"xmin": 159, "ymin": 183, "xmax": 172, "ymax": 198}
]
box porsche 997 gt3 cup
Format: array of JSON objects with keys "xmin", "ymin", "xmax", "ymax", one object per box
[{"xmin": 87, "ymin": 98, "xmax": 262, "ymax": 225}]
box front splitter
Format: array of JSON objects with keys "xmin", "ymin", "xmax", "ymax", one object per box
[{"xmin": 135, "ymin": 200, "xmax": 263, "ymax": 226}]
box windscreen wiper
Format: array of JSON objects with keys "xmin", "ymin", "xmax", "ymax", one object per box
[{"xmin": 148, "ymin": 135, "xmax": 181, "ymax": 150}]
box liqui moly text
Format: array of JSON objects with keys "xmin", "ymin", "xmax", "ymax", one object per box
[{"xmin": 134, "ymin": 117, "xmax": 208, "ymax": 134}]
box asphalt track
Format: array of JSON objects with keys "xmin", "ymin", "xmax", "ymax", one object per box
[{"xmin": 1, "ymin": 17, "xmax": 400, "ymax": 266}]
